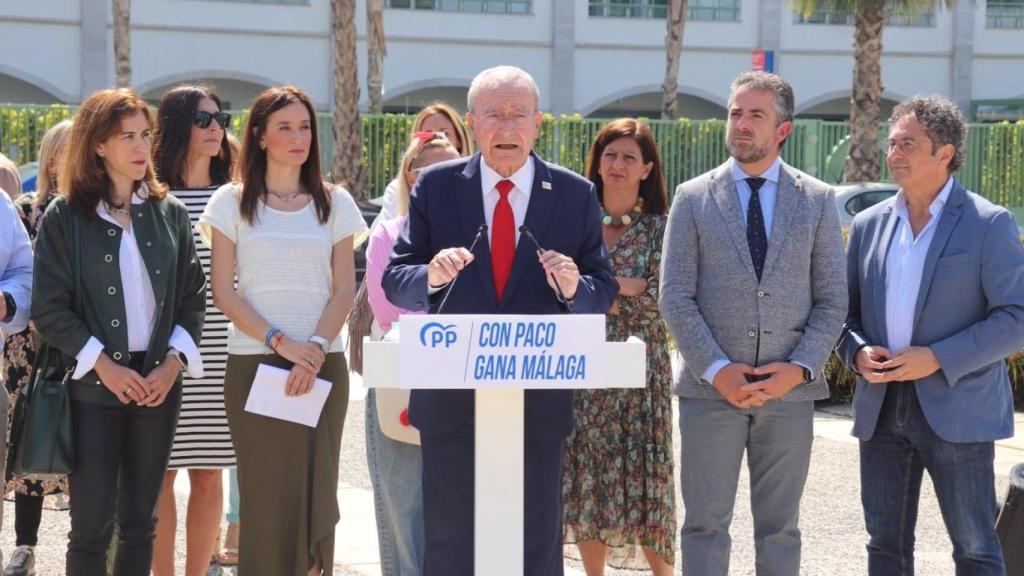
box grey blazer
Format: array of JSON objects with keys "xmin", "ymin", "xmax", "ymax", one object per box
[
  {"xmin": 838, "ymin": 181, "xmax": 1024, "ymax": 442},
  {"xmin": 660, "ymin": 160, "xmax": 848, "ymax": 401}
]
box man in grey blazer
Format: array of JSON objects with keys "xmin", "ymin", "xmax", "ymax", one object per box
[
  {"xmin": 660, "ymin": 71, "xmax": 847, "ymax": 576},
  {"xmin": 839, "ymin": 96, "xmax": 1024, "ymax": 575}
]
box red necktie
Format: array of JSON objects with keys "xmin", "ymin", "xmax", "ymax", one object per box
[{"xmin": 491, "ymin": 179, "xmax": 515, "ymax": 301}]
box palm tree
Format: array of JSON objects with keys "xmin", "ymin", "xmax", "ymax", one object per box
[
  {"xmin": 367, "ymin": 0, "xmax": 387, "ymax": 113},
  {"xmin": 113, "ymin": 0, "xmax": 131, "ymax": 87},
  {"xmin": 792, "ymin": 0, "xmax": 954, "ymax": 182},
  {"xmin": 661, "ymin": 0, "xmax": 688, "ymax": 119},
  {"xmin": 331, "ymin": 0, "xmax": 369, "ymax": 202}
]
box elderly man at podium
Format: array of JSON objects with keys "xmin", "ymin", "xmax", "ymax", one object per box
[{"xmin": 383, "ymin": 65, "xmax": 617, "ymax": 575}]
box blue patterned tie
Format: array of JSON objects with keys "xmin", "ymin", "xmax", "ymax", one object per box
[{"xmin": 746, "ymin": 177, "xmax": 768, "ymax": 282}]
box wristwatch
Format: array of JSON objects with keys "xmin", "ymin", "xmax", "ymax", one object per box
[
  {"xmin": 1, "ymin": 291, "xmax": 16, "ymax": 323},
  {"xmin": 309, "ymin": 336, "xmax": 330, "ymax": 355},
  {"xmin": 167, "ymin": 349, "xmax": 187, "ymax": 372},
  {"xmin": 798, "ymin": 364, "xmax": 814, "ymax": 383}
]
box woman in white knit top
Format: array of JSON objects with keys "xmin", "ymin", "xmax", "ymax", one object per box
[{"xmin": 197, "ymin": 86, "xmax": 366, "ymax": 576}]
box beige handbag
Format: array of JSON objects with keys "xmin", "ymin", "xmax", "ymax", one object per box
[{"xmin": 371, "ymin": 321, "xmax": 421, "ymax": 445}]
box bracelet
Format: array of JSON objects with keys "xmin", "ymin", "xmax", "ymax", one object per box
[
  {"xmin": 270, "ymin": 332, "xmax": 285, "ymax": 351},
  {"xmin": 264, "ymin": 327, "xmax": 281, "ymax": 348},
  {"xmin": 309, "ymin": 335, "xmax": 330, "ymax": 354}
]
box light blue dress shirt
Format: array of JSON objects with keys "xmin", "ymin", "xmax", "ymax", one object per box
[
  {"xmin": 885, "ymin": 176, "xmax": 954, "ymax": 352},
  {"xmin": 732, "ymin": 156, "xmax": 782, "ymax": 241},
  {"xmin": 702, "ymin": 156, "xmax": 801, "ymax": 386},
  {"xmin": 0, "ymin": 190, "xmax": 33, "ymax": 336}
]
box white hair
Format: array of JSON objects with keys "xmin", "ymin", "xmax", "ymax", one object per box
[{"xmin": 466, "ymin": 66, "xmax": 541, "ymax": 112}]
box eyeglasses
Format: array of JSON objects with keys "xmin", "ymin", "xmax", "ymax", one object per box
[
  {"xmin": 477, "ymin": 111, "xmax": 535, "ymax": 128},
  {"xmin": 193, "ymin": 111, "xmax": 231, "ymax": 129}
]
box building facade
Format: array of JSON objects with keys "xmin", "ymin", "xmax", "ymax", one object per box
[{"xmin": 2, "ymin": 0, "xmax": 1023, "ymax": 119}]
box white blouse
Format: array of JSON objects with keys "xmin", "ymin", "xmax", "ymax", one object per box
[
  {"xmin": 197, "ymin": 183, "xmax": 367, "ymax": 355},
  {"xmin": 74, "ymin": 192, "xmax": 203, "ymax": 379}
]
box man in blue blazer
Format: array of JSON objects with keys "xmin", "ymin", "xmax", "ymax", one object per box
[
  {"xmin": 383, "ymin": 66, "xmax": 617, "ymax": 576},
  {"xmin": 839, "ymin": 96, "xmax": 1024, "ymax": 575}
]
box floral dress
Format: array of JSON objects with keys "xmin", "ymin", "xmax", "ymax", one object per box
[
  {"xmin": 562, "ymin": 212, "xmax": 676, "ymax": 568},
  {"xmin": 3, "ymin": 193, "xmax": 68, "ymax": 497}
]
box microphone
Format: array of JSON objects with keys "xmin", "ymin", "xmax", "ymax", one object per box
[
  {"xmin": 436, "ymin": 224, "xmax": 488, "ymax": 314},
  {"xmin": 519, "ymin": 225, "xmax": 573, "ymax": 312}
]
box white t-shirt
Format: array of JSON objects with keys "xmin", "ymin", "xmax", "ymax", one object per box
[{"xmin": 196, "ymin": 183, "xmax": 368, "ymax": 355}]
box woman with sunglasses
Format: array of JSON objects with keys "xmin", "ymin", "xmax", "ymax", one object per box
[
  {"xmin": 150, "ymin": 84, "xmax": 235, "ymax": 576},
  {"xmin": 198, "ymin": 85, "xmax": 366, "ymax": 576},
  {"xmin": 32, "ymin": 87, "xmax": 207, "ymax": 575}
]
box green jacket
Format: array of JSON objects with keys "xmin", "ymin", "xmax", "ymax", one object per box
[{"xmin": 32, "ymin": 193, "xmax": 207, "ymax": 406}]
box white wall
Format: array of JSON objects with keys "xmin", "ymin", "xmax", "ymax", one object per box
[{"xmin": 2, "ymin": 0, "xmax": 1024, "ymax": 117}]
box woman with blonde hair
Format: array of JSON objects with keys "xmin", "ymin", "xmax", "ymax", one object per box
[
  {"xmin": 32, "ymin": 87, "xmax": 207, "ymax": 575},
  {"xmin": 2, "ymin": 119, "xmax": 72, "ymax": 576},
  {"xmin": 198, "ymin": 85, "xmax": 366, "ymax": 576},
  {"xmin": 372, "ymin": 102, "xmax": 470, "ymax": 225},
  {"xmin": 361, "ymin": 132, "xmax": 459, "ymax": 576}
]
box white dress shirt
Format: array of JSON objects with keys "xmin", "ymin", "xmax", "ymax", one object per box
[
  {"xmin": 702, "ymin": 156, "xmax": 785, "ymax": 384},
  {"xmin": 0, "ymin": 189, "xmax": 33, "ymax": 337},
  {"xmin": 75, "ymin": 193, "xmax": 203, "ymax": 379},
  {"xmin": 480, "ymin": 156, "xmax": 534, "ymax": 246},
  {"xmin": 428, "ymin": 157, "xmax": 535, "ymax": 294},
  {"xmin": 885, "ymin": 176, "xmax": 954, "ymax": 353}
]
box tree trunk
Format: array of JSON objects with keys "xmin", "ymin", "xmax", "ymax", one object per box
[
  {"xmin": 113, "ymin": 0, "xmax": 131, "ymax": 87},
  {"xmin": 661, "ymin": 0, "xmax": 687, "ymax": 120},
  {"xmin": 367, "ymin": 0, "xmax": 386, "ymax": 113},
  {"xmin": 331, "ymin": 0, "xmax": 368, "ymax": 202},
  {"xmin": 845, "ymin": 2, "xmax": 885, "ymax": 182}
]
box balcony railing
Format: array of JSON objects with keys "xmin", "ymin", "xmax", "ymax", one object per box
[
  {"xmin": 385, "ymin": 0, "xmax": 531, "ymax": 14},
  {"xmin": 588, "ymin": 1, "xmax": 741, "ymax": 22},
  {"xmin": 987, "ymin": 1, "xmax": 1024, "ymax": 29}
]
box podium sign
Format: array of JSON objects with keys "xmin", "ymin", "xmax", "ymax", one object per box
[
  {"xmin": 364, "ymin": 314, "xmax": 643, "ymax": 576},
  {"xmin": 398, "ymin": 314, "xmax": 606, "ymax": 389}
]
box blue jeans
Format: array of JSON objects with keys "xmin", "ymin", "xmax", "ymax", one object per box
[
  {"xmin": 226, "ymin": 467, "xmax": 240, "ymax": 524},
  {"xmin": 860, "ymin": 383, "xmax": 1005, "ymax": 576},
  {"xmin": 365, "ymin": 389, "xmax": 425, "ymax": 576}
]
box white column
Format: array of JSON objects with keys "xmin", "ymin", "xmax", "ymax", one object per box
[
  {"xmin": 80, "ymin": 0, "xmax": 110, "ymax": 99},
  {"xmin": 474, "ymin": 389, "xmax": 525, "ymax": 576}
]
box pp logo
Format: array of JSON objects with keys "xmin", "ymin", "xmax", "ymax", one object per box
[{"xmin": 419, "ymin": 322, "xmax": 458, "ymax": 348}]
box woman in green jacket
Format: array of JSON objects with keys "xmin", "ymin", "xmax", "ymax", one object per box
[{"xmin": 31, "ymin": 87, "xmax": 207, "ymax": 576}]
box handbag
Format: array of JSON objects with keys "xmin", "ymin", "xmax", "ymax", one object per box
[
  {"xmin": 10, "ymin": 345, "xmax": 74, "ymax": 480},
  {"xmin": 8, "ymin": 209, "xmax": 81, "ymax": 481}
]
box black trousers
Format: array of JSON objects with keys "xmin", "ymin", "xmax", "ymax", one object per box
[
  {"xmin": 15, "ymin": 492, "xmax": 43, "ymax": 546},
  {"xmin": 65, "ymin": 367, "xmax": 181, "ymax": 576}
]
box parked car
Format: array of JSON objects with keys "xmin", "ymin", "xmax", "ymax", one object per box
[
  {"xmin": 834, "ymin": 182, "xmax": 897, "ymax": 231},
  {"xmin": 18, "ymin": 161, "xmax": 38, "ymax": 193},
  {"xmin": 834, "ymin": 181, "xmax": 1024, "ymax": 239}
]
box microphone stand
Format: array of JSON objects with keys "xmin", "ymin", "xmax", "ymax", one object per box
[
  {"xmin": 519, "ymin": 225, "xmax": 574, "ymax": 314},
  {"xmin": 436, "ymin": 224, "xmax": 488, "ymax": 314}
]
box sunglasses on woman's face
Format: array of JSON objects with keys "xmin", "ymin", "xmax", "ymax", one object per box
[{"xmin": 193, "ymin": 111, "xmax": 231, "ymax": 129}]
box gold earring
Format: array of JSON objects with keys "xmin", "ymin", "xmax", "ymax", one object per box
[{"xmin": 260, "ymin": 142, "xmax": 266, "ymax": 151}]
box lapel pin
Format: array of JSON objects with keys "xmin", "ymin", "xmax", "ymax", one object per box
[{"xmin": 541, "ymin": 181, "xmax": 552, "ymax": 190}]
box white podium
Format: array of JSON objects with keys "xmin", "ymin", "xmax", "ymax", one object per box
[{"xmin": 363, "ymin": 315, "xmax": 645, "ymax": 576}]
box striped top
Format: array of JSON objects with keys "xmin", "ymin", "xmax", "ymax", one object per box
[{"xmin": 167, "ymin": 186, "xmax": 236, "ymax": 469}]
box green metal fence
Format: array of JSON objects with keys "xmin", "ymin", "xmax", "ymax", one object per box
[{"xmin": 3, "ymin": 104, "xmax": 1022, "ymax": 206}]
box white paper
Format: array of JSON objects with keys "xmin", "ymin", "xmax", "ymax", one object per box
[{"xmin": 244, "ymin": 363, "xmax": 332, "ymax": 428}]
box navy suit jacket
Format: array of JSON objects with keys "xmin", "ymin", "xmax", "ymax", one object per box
[
  {"xmin": 382, "ymin": 152, "xmax": 617, "ymax": 446},
  {"xmin": 839, "ymin": 181, "xmax": 1024, "ymax": 442}
]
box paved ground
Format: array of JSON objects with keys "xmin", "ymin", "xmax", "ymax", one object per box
[{"xmin": 4, "ymin": 376, "xmax": 1021, "ymax": 575}]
